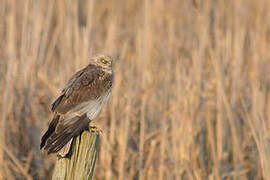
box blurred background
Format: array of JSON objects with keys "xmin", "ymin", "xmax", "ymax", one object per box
[{"xmin": 1, "ymin": 0, "xmax": 270, "ymax": 179}]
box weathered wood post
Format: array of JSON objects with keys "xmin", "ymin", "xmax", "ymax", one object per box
[{"xmin": 52, "ymin": 131, "xmax": 100, "ymax": 180}]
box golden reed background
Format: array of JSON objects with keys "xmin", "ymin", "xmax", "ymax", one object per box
[{"xmin": 1, "ymin": 0, "xmax": 270, "ymax": 179}]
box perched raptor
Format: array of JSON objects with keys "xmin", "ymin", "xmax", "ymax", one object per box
[{"xmin": 40, "ymin": 54, "xmax": 113, "ymax": 156}]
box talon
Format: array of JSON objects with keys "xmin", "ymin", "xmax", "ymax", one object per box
[{"xmin": 89, "ymin": 126, "xmax": 103, "ymax": 134}]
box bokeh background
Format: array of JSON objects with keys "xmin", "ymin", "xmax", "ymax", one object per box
[{"xmin": 1, "ymin": 0, "xmax": 270, "ymax": 179}]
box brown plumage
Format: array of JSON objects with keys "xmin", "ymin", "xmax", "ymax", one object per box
[{"xmin": 40, "ymin": 54, "xmax": 113, "ymax": 155}]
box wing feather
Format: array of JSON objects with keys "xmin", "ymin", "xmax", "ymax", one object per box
[
  {"xmin": 51, "ymin": 65, "xmax": 112, "ymax": 114},
  {"xmin": 50, "ymin": 68, "xmax": 85, "ymax": 112},
  {"xmin": 51, "ymin": 94, "xmax": 64, "ymax": 112},
  {"xmin": 40, "ymin": 114, "xmax": 60, "ymax": 149}
]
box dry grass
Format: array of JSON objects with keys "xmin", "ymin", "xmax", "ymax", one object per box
[{"xmin": 1, "ymin": 0, "xmax": 270, "ymax": 179}]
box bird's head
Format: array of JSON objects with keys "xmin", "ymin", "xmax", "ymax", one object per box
[{"xmin": 91, "ymin": 54, "xmax": 113, "ymax": 69}]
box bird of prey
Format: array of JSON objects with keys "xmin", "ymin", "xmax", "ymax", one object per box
[{"xmin": 40, "ymin": 54, "xmax": 113, "ymax": 156}]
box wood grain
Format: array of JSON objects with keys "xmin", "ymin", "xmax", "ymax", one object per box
[{"xmin": 52, "ymin": 131, "xmax": 99, "ymax": 180}]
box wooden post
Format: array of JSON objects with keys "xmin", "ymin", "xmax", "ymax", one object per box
[{"xmin": 52, "ymin": 131, "xmax": 100, "ymax": 180}]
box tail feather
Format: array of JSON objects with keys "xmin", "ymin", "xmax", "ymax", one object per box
[
  {"xmin": 40, "ymin": 113, "xmax": 90, "ymax": 154},
  {"xmin": 58, "ymin": 138, "xmax": 74, "ymax": 157}
]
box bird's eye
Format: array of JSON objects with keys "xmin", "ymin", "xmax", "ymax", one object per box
[{"xmin": 101, "ymin": 59, "xmax": 107, "ymax": 64}]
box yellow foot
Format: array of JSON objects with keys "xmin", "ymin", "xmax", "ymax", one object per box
[{"xmin": 89, "ymin": 126, "xmax": 103, "ymax": 134}]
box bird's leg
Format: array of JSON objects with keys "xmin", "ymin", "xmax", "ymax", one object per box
[{"xmin": 88, "ymin": 122, "xmax": 103, "ymax": 134}]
